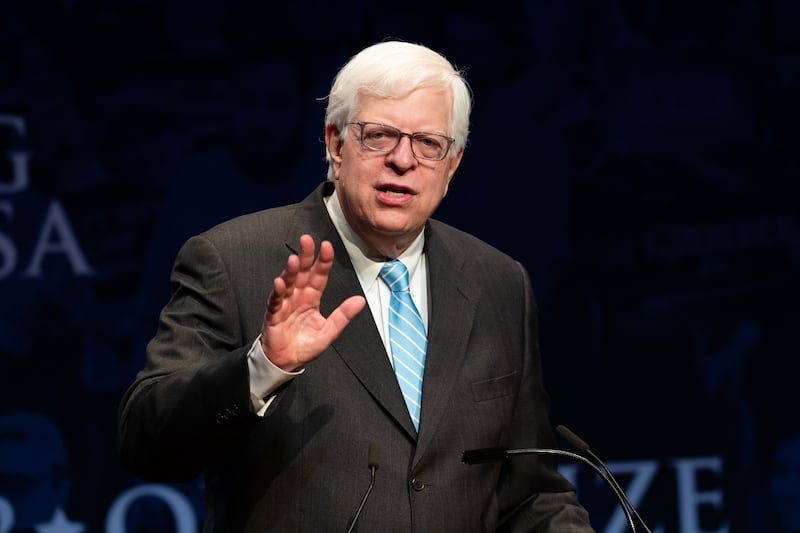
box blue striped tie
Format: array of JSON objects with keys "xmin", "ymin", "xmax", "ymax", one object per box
[{"xmin": 379, "ymin": 260, "xmax": 427, "ymax": 431}]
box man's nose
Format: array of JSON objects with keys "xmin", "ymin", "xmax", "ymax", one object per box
[{"xmin": 387, "ymin": 134, "xmax": 418, "ymax": 168}]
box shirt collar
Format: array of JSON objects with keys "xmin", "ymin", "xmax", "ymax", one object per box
[{"xmin": 324, "ymin": 186, "xmax": 425, "ymax": 289}]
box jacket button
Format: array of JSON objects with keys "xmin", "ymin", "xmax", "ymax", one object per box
[
  {"xmin": 411, "ymin": 478, "xmax": 425, "ymax": 491},
  {"xmin": 215, "ymin": 412, "xmax": 229, "ymax": 425}
]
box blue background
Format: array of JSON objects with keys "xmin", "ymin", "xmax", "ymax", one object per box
[{"xmin": 1, "ymin": 1, "xmax": 798, "ymax": 531}]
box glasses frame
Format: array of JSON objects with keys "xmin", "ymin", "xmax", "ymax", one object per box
[{"xmin": 346, "ymin": 121, "xmax": 455, "ymax": 162}]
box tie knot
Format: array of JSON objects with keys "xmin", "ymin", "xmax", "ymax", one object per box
[{"xmin": 379, "ymin": 260, "xmax": 410, "ymax": 293}]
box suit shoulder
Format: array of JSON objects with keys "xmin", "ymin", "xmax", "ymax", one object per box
[
  {"xmin": 207, "ymin": 202, "xmax": 297, "ymax": 233},
  {"xmin": 428, "ymin": 219, "xmax": 519, "ymax": 266},
  {"xmin": 194, "ymin": 202, "xmax": 298, "ymax": 248}
]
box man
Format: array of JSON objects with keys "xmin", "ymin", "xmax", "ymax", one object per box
[{"xmin": 117, "ymin": 39, "xmax": 595, "ymax": 532}]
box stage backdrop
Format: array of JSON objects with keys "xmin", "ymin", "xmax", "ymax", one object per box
[{"xmin": 1, "ymin": 1, "xmax": 798, "ymax": 532}]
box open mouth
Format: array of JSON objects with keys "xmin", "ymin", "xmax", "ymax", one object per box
[{"xmin": 378, "ymin": 184, "xmax": 413, "ymax": 197}]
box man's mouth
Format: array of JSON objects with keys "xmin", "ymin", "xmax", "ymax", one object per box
[{"xmin": 378, "ymin": 185, "xmax": 413, "ymax": 196}]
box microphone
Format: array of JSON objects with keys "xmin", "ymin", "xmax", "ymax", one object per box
[
  {"xmin": 556, "ymin": 425, "xmax": 651, "ymax": 533},
  {"xmin": 462, "ymin": 438, "xmax": 638, "ymax": 532},
  {"xmin": 346, "ymin": 442, "xmax": 380, "ymax": 533}
]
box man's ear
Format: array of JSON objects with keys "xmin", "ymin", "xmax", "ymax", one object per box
[
  {"xmin": 325, "ymin": 124, "xmax": 343, "ymax": 164},
  {"xmin": 442, "ymin": 147, "xmax": 464, "ymax": 197}
]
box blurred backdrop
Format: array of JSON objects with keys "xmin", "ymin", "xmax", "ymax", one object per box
[{"xmin": 1, "ymin": 1, "xmax": 798, "ymax": 532}]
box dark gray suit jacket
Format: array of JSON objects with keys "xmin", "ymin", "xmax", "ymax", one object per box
[{"xmin": 117, "ymin": 181, "xmax": 594, "ymax": 532}]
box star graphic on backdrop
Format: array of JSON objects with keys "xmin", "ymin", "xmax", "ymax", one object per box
[{"xmin": 36, "ymin": 508, "xmax": 85, "ymax": 533}]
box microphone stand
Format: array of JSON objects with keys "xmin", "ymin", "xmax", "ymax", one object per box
[
  {"xmin": 462, "ymin": 446, "xmax": 637, "ymax": 533},
  {"xmin": 346, "ymin": 443, "xmax": 380, "ymax": 533},
  {"xmin": 556, "ymin": 425, "xmax": 652, "ymax": 533}
]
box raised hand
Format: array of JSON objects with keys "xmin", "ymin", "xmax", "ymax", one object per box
[{"xmin": 260, "ymin": 234, "xmax": 366, "ymax": 371}]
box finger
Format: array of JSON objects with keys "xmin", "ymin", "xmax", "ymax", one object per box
[
  {"xmin": 297, "ymin": 234, "xmax": 317, "ymax": 272},
  {"xmin": 338, "ymin": 295, "xmax": 367, "ymax": 321},
  {"xmin": 309, "ymin": 240, "xmax": 335, "ymax": 291},
  {"xmin": 317, "ymin": 239, "xmax": 334, "ymax": 266},
  {"xmin": 292, "ymin": 234, "xmax": 317, "ymax": 289},
  {"xmin": 266, "ymin": 276, "xmax": 287, "ymax": 315},
  {"xmin": 278, "ymin": 253, "xmax": 300, "ymax": 296},
  {"xmin": 323, "ymin": 295, "xmax": 367, "ymax": 339}
]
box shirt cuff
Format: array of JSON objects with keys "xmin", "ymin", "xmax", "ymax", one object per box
[{"xmin": 247, "ymin": 336, "xmax": 304, "ymax": 416}]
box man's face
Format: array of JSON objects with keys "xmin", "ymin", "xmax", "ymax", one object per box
[{"xmin": 326, "ymin": 86, "xmax": 463, "ymax": 257}]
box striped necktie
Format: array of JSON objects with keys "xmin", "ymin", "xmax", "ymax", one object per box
[{"xmin": 379, "ymin": 259, "xmax": 427, "ymax": 431}]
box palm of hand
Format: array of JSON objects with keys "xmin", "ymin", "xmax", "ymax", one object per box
[{"xmin": 261, "ymin": 235, "xmax": 366, "ymax": 371}]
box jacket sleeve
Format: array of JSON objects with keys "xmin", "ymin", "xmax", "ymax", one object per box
[
  {"xmin": 496, "ymin": 261, "xmax": 596, "ymax": 533},
  {"xmin": 116, "ymin": 234, "xmax": 258, "ymax": 482}
]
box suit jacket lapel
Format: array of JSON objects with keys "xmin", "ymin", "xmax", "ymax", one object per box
[
  {"xmin": 414, "ymin": 225, "xmax": 479, "ymax": 458},
  {"xmin": 326, "ymin": 236, "xmax": 417, "ymax": 436},
  {"xmin": 287, "ymin": 182, "xmax": 417, "ymax": 437}
]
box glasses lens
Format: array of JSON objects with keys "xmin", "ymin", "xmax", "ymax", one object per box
[
  {"xmin": 357, "ymin": 123, "xmax": 450, "ymax": 161},
  {"xmin": 361, "ymin": 123, "xmax": 400, "ymax": 152},
  {"xmin": 411, "ymin": 133, "xmax": 448, "ymax": 160}
]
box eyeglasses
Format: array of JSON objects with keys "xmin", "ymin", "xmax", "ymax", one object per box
[{"xmin": 346, "ymin": 122, "xmax": 455, "ymax": 161}]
